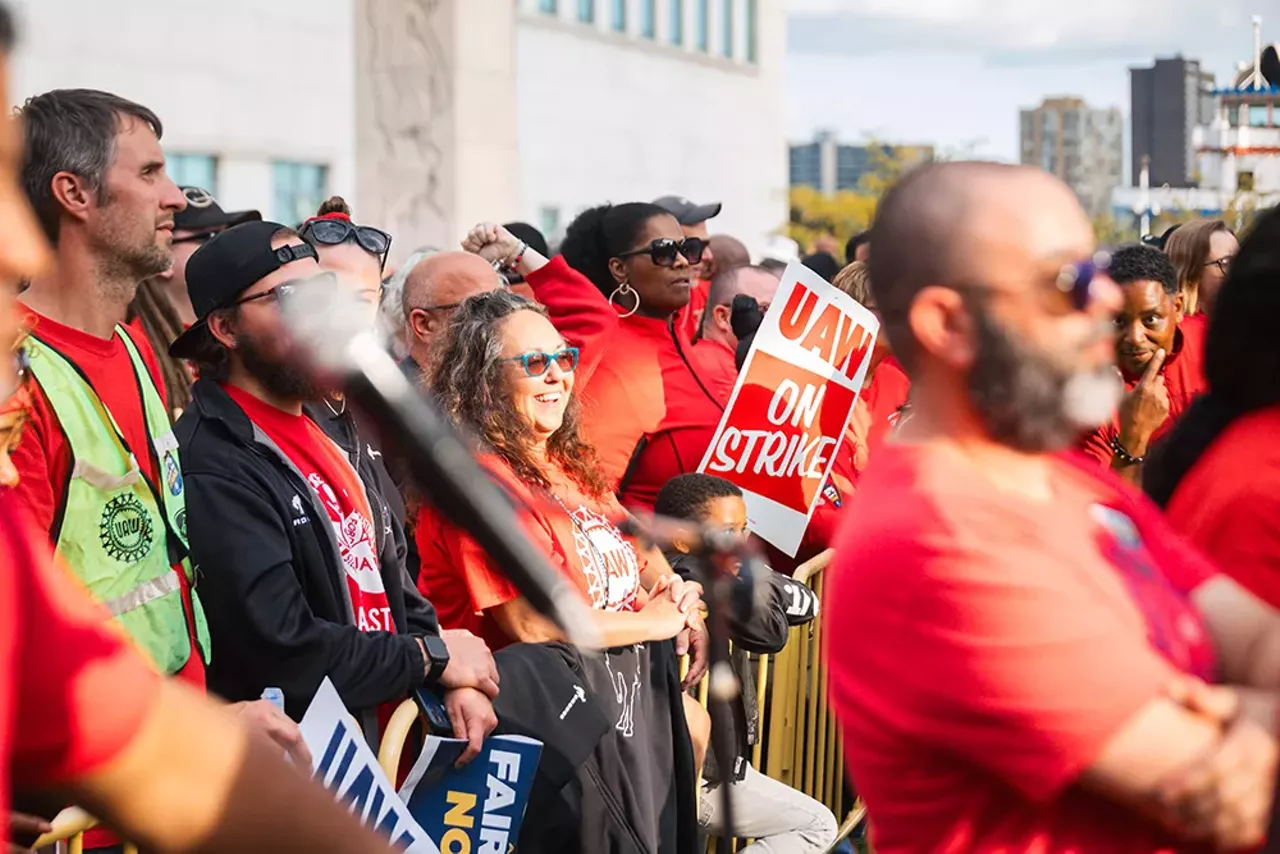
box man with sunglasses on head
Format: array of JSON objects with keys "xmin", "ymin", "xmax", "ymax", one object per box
[
  {"xmin": 826, "ymin": 161, "xmax": 1279, "ymax": 853},
  {"xmin": 169, "ymin": 220, "xmax": 500, "ymax": 761},
  {"xmin": 1078, "ymin": 244, "xmax": 1206, "ymax": 486}
]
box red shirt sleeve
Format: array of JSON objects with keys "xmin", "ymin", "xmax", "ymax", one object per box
[
  {"xmin": 4, "ymin": 504, "xmax": 160, "ymax": 787},
  {"xmin": 1079, "ymin": 425, "xmax": 1113, "ymax": 469},
  {"xmin": 836, "ymin": 506, "xmax": 1178, "ymax": 803},
  {"xmin": 8, "ymin": 383, "xmax": 69, "ymax": 537},
  {"xmin": 524, "ymin": 256, "xmax": 621, "ymax": 390}
]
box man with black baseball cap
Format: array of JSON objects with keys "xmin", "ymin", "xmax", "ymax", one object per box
[
  {"xmin": 172, "ymin": 220, "xmax": 501, "ymax": 758},
  {"xmin": 654, "ymin": 195, "xmax": 722, "ymax": 340},
  {"xmin": 157, "ymin": 186, "xmax": 260, "ymax": 327}
]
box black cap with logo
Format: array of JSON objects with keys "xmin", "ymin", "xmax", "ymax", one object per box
[
  {"xmin": 652, "ymin": 195, "xmax": 722, "ymax": 226},
  {"xmin": 174, "ymin": 186, "xmax": 261, "ymax": 234},
  {"xmin": 168, "ymin": 220, "xmax": 318, "ymax": 358}
]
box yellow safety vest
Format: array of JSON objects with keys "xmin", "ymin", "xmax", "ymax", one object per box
[{"xmin": 26, "ymin": 327, "xmax": 210, "ymax": 675}]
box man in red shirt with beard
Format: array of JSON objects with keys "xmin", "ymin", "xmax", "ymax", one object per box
[
  {"xmin": 826, "ymin": 161, "xmax": 1278, "ymax": 853},
  {"xmin": 1080, "ymin": 244, "xmax": 1206, "ymax": 484},
  {"xmin": 11, "ymin": 92, "xmax": 303, "ymax": 850}
]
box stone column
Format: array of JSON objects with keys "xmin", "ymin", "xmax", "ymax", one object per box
[{"xmin": 354, "ymin": 0, "xmax": 520, "ymax": 265}]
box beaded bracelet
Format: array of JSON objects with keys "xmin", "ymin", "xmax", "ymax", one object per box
[{"xmin": 1110, "ymin": 434, "xmax": 1145, "ymax": 466}]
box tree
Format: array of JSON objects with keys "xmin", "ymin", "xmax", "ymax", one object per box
[{"xmin": 786, "ymin": 141, "xmax": 915, "ymax": 254}]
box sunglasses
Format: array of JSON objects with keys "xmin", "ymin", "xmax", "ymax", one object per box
[
  {"xmin": 501, "ymin": 347, "xmax": 580, "ymax": 377},
  {"xmin": 615, "ymin": 237, "xmax": 706, "ymax": 268},
  {"xmin": 1054, "ymin": 251, "xmax": 1112, "ymax": 312},
  {"xmin": 234, "ymin": 272, "xmax": 337, "ymax": 308},
  {"xmin": 302, "ymin": 219, "xmax": 393, "ymax": 271}
]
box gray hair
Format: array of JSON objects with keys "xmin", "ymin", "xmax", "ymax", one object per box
[
  {"xmin": 380, "ymin": 246, "xmax": 437, "ymax": 343},
  {"xmin": 19, "ymin": 89, "xmax": 164, "ymax": 244}
]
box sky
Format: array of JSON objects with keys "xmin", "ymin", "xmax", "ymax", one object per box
[{"xmin": 785, "ymin": 0, "xmax": 1268, "ymax": 163}]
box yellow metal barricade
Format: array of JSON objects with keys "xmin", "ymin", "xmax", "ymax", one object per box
[
  {"xmin": 31, "ymin": 807, "xmax": 138, "ymax": 854},
  {"xmin": 696, "ymin": 548, "xmax": 865, "ymax": 854}
]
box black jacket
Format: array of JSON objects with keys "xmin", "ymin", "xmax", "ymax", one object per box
[
  {"xmin": 176, "ymin": 379, "xmax": 438, "ymax": 726},
  {"xmin": 666, "ymin": 550, "xmax": 818, "ymax": 784}
]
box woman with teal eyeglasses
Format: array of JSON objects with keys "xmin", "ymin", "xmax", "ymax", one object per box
[{"xmin": 413, "ymin": 288, "xmax": 709, "ymax": 852}]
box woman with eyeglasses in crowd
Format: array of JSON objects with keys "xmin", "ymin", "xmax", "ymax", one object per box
[
  {"xmin": 1164, "ymin": 218, "xmax": 1238, "ymax": 318},
  {"xmin": 414, "ymin": 289, "xmax": 707, "ymax": 852},
  {"xmin": 557, "ymin": 203, "xmax": 733, "ymax": 498}
]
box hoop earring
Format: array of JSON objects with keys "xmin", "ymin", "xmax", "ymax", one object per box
[{"xmin": 609, "ymin": 282, "xmax": 640, "ymax": 319}]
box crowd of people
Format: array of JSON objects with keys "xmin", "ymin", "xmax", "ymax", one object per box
[{"xmin": 3, "ymin": 0, "xmax": 1280, "ymax": 851}]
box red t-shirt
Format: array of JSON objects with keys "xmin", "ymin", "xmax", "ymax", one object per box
[
  {"xmin": 224, "ymin": 386, "xmax": 395, "ymax": 633},
  {"xmin": 1081, "ymin": 316, "xmax": 1208, "ymax": 467},
  {"xmin": 416, "ymin": 454, "xmax": 648, "ymax": 651},
  {"xmin": 1166, "ymin": 403, "xmax": 1280, "ymax": 608},
  {"xmin": 13, "ymin": 308, "xmax": 205, "ymax": 689},
  {"xmin": 0, "ymin": 489, "xmax": 161, "ymax": 849},
  {"xmin": 673, "ymin": 278, "xmax": 712, "ymax": 344},
  {"xmin": 827, "ymin": 442, "xmax": 1216, "ymax": 854}
]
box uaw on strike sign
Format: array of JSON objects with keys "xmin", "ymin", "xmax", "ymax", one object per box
[{"xmin": 699, "ymin": 261, "xmax": 879, "ymax": 557}]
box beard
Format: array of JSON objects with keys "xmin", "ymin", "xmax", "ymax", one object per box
[
  {"xmin": 237, "ymin": 327, "xmax": 322, "ymax": 402},
  {"xmin": 90, "ymin": 199, "xmax": 173, "ymax": 299},
  {"xmin": 967, "ymin": 299, "xmax": 1122, "ymax": 453}
]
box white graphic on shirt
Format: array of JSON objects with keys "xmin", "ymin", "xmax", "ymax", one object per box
[
  {"xmin": 308, "ymin": 473, "xmax": 390, "ymax": 631},
  {"xmin": 566, "ymin": 506, "xmax": 640, "ymax": 611},
  {"xmin": 604, "ymin": 650, "xmax": 643, "ymax": 738}
]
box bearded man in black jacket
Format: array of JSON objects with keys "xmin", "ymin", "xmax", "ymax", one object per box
[{"xmin": 169, "ymin": 220, "xmax": 499, "ymax": 757}]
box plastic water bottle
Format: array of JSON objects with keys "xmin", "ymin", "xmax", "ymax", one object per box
[{"xmin": 261, "ymin": 687, "xmax": 285, "ymax": 710}]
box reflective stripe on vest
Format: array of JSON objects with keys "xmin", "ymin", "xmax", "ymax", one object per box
[{"xmin": 26, "ymin": 327, "xmax": 210, "ymax": 675}]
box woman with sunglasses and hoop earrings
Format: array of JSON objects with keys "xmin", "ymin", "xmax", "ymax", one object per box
[
  {"xmin": 413, "ymin": 288, "xmax": 708, "ymax": 852},
  {"xmin": 558, "ymin": 203, "xmax": 732, "ymax": 496}
]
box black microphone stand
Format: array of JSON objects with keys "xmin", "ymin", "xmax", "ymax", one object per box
[{"xmin": 622, "ymin": 516, "xmax": 763, "ymax": 852}]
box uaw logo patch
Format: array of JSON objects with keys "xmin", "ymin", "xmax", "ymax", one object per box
[
  {"xmin": 175, "ymin": 508, "xmax": 187, "ymax": 540},
  {"xmin": 164, "ymin": 450, "xmax": 183, "ymax": 497},
  {"xmin": 821, "ymin": 479, "xmax": 842, "ymax": 509},
  {"xmin": 99, "ymin": 494, "xmax": 155, "ymax": 563}
]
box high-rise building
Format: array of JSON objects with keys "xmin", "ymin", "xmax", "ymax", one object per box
[
  {"xmin": 1130, "ymin": 56, "xmax": 1217, "ymax": 188},
  {"xmin": 1019, "ymin": 97, "xmax": 1124, "ymax": 219},
  {"xmin": 789, "ymin": 132, "xmax": 934, "ymax": 195}
]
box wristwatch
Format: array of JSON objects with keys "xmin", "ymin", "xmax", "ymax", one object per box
[{"xmin": 421, "ymin": 634, "xmax": 451, "ymax": 682}]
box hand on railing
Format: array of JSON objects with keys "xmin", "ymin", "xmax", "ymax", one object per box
[
  {"xmin": 794, "ymin": 549, "xmax": 835, "ymax": 585},
  {"xmin": 8, "ymin": 811, "xmax": 51, "ymax": 853}
]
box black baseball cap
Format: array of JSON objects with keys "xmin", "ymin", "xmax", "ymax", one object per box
[
  {"xmin": 174, "ymin": 186, "xmax": 261, "ymax": 234},
  {"xmin": 652, "ymin": 195, "xmax": 722, "ymax": 225},
  {"xmin": 168, "ymin": 220, "xmax": 319, "ymax": 358}
]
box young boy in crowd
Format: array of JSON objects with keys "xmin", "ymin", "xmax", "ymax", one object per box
[{"xmin": 654, "ymin": 473, "xmax": 837, "ymax": 853}]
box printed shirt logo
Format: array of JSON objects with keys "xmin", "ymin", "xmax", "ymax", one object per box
[
  {"xmin": 99, "ymin": 493, "xmax": 155, "ymax": 563},
  {"xmin": 1089, "ymin": 502, "xmax": 1211, "ymax": 680},
  {"xmin": 308, "ymin": 473, "xmax": 391, "ymax": 632},
  {"xmin": 566, "ymin": 506, "xmax": 640, "ymax": 611},
  {"xmin": 821, "ymin": 479, "xmax": 842, "ymax": 509}
]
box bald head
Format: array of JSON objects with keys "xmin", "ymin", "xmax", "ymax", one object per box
[
  {"xmin": 403, "ymin": 251, "xmax": 503, "ymax": 365},
  {"xmin": 702, "ymin": 265, "xmax": 781, "ymax": 348},
  {"xmin": 868, "ymin": 162, "xmax": 1089, "ymax": 369},
  {"xmin": 708, "ymin": 234, "xmax": 750, "ymax": 277}
]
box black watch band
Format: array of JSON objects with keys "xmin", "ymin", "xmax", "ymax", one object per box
[{"xmin": 421, "ymin": 634, "xmax": 451, "ymax": 682}]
